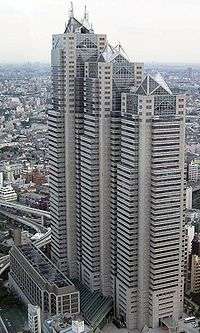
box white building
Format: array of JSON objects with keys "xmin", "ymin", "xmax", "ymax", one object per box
[
  {"xmin": 28, "ymin": 304, "xmax": 42, "ymax": 333},
  {"xmin": 186, "ymin": 186, "xmax": 193, "ymax": 209},
  {"xmin": 185, "ymin": 224, "xmax": 195, "ymax": 290},
  {"xmin": 0, "ymin": 172, "xmax": 4, "ymax": 188},
  {"xmin": 189, "ymin": 160, "xmax": 200, "ymax": 182},
  {"xmin": 0, "ymin": 185, "xmax": 17, "ymax": 202}
]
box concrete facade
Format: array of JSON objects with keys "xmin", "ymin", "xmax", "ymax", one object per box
[{"xmin": 115, "ymin": 76, "xmax": 186, "ymax": 330}]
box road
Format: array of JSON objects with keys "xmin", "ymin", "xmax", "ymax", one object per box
[
  {"xmin": 0, "ymin": 201, "xmax": 50, "ymax": 218},
  {"xmin": 0, "ymin": 209, "xmax": 47, "ymax": 233}
]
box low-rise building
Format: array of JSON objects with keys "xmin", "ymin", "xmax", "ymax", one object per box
[{"xmin": 9, "ymin": 244, "xmax": 80, "ymax": 318}]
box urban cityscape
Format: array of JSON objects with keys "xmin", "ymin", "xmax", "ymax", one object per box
[{"xmin": 1, "ymin": 2, "xmax": 200, "ymax": 333}]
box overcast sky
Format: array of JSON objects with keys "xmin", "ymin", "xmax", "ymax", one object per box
[{"xmin": 0, "ymin": 0, "xmax": 200, "ymax": 64}]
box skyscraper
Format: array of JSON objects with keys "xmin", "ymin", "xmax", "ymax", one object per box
[
  {"xmin": 116, "ymin": 75, "xmax": 185, "ymax": 330},
  {"xmin": 49, "ymin": 5, "xmax": 185, "ymax": 331}
]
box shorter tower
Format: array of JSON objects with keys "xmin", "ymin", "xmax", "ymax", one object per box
[{"xmin": 115, "ymin": 74, "xmax": 186, "ymax": 331}]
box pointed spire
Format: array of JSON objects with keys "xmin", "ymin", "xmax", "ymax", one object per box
[
  {"xmin": 69, "ymin": 1, "xmax": 74, "ymax": 18},
  {"xmin": 84, "ymin": 5, "xmax": 87, "ymax": 19},
  {"xmin": 90, "ymin": 23, "xmax": 94, "ymax": 33},
  {"xmin": 118, "ymin": 41, "xmax": 122, "ymax": 51},
  {"xmin": 81, "ymin": 4, "xmax": 90, "ymax": 29},
  {"xmin": 84, "ymin": 5, "xmax": 89, "ymax": 21}
]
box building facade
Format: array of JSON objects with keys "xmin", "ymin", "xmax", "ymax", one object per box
[
  {"xmin": 115, "ymin": 75, "xmax": 186, "ymax": 329},
  {"xmin": 49, "ymin": 6, "xmax": 186, "ymax": 331}
]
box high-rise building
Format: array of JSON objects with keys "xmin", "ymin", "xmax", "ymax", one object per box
[
  {"xmin": 115, "ymin": 75, "xmax": 186, "ymax": 330},
  {"xmin": 49, "ymin": 4, "xmax": 143, "ymax": 284},
  {"xmin": 49, "ymin": 5, "xmax": 185, "ymax": 331}
]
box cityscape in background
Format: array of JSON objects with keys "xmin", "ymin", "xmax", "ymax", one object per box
[{"xmin": 1, "ymin": 4, "xmax": 200, "ymax": 333}]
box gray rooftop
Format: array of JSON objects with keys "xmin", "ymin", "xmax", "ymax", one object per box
[{"xmin": 18, "ymin": 244, "xmax": 73, "ymax": 288}]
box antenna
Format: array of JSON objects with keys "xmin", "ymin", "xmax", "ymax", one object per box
[
  {"xmin": 84, "ymin": 5, "xmax": 87, "ymax": 19},
  {"xmin": 69, "ymin": 1, "xmax": 74, "ymax": 18},
  {"xmin": 82, "ymin": 4, "xmax": 89, "ymax": 23},
  {"xmin": 90, "ymin": 23, "xmax": 94, "ymax": 33}
]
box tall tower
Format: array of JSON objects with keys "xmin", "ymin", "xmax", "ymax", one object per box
[
  {"xmin": 115, "ymin": 74, "xmax": 186, "ymax": 330},
  {"xmin": 49, "ymin": 5, "xmax": 185, "ymax": 332},
  {"xmin": 49, "ymin": 6, "xmax": 143, "ymax": 293},
  {"xmin": 49, "ymin": 6, "xmax": 107, "ymax": 278}
]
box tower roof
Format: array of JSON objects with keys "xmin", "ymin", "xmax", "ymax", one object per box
[
  {"xmin": 64, "ymin": 3, "xmax": 91, "ymax": 34},
  {"xmin": 136, "ymin": 73, "xmax": 172, "ymax": 96},
  {"xmin": 100, "ymin": 43, "xmax": 130, "ymax": 63}
]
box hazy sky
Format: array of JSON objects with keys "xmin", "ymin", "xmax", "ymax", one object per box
[{"xmin": 0, "ymin": 0, "xmax": 200, "ymax": 64}]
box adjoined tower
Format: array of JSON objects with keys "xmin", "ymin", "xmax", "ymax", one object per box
[{"xmin": 49, "ymin": 4, "xmax": 185, "ymax": 331}]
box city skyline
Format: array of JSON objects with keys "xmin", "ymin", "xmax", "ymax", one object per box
[{"xmin": 1, "ymin": 0, "xmax": 200, "ymax": 64}]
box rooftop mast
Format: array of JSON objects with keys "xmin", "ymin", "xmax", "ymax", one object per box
[{"xmin": 69, "ymin": 1, "xmax": 74, "ymax": 18}]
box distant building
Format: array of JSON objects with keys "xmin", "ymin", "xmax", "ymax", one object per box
[
  {"xmin": 0, "ymin": 172, "xmax": 4, "ymax": 188},
  {"xmin": 185, "ymin": 234, "xmax": 200, "ymax": 293},
  {"xmin": 188, "ymin": 160, "xmax": 200, "ymax": 182},
  {"xmin": 32, "ymin": 169, "xmax": 46, "ymax": 186},
  {"xmin": 9, "ymin": 244, "xmax": 80, "ymax": 317},
  {"xmin": 28, "ymin": 304, "xmax": 42, "ymax": 333},
  {"xmin": 186, "ymin": 186, "xmax": 193, "ymax": 209},
  {"xmin": 191, "ymin": 255, "xmax": 200, "ymax": 293},
  {"xmin": 184, "ymin": 225, "xmax": 195, "ymax": 290},
  {"xmin": 0, "ymin": 185, "xmax": 17, "ymax": 202}
]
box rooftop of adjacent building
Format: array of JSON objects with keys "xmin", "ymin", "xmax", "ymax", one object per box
[
  {"xmin": 43, "ymin": 314, "xmax": 92, "ymax": 333},
  {"xmin": 13, "ymin": 243, "xmax": 74, "ymax": 289}
]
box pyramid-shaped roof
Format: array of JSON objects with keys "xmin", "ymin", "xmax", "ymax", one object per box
[
  {"xmin": 136, "ymin": 73, "xmax": 172, "ymax": 96},
  {"xmin": 64, "ymin": 16, "xmax": 90, "ymax": 34},
  {"xmin": 100, "ymin": 43, "xmax": 129, "ymax": 63}
]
